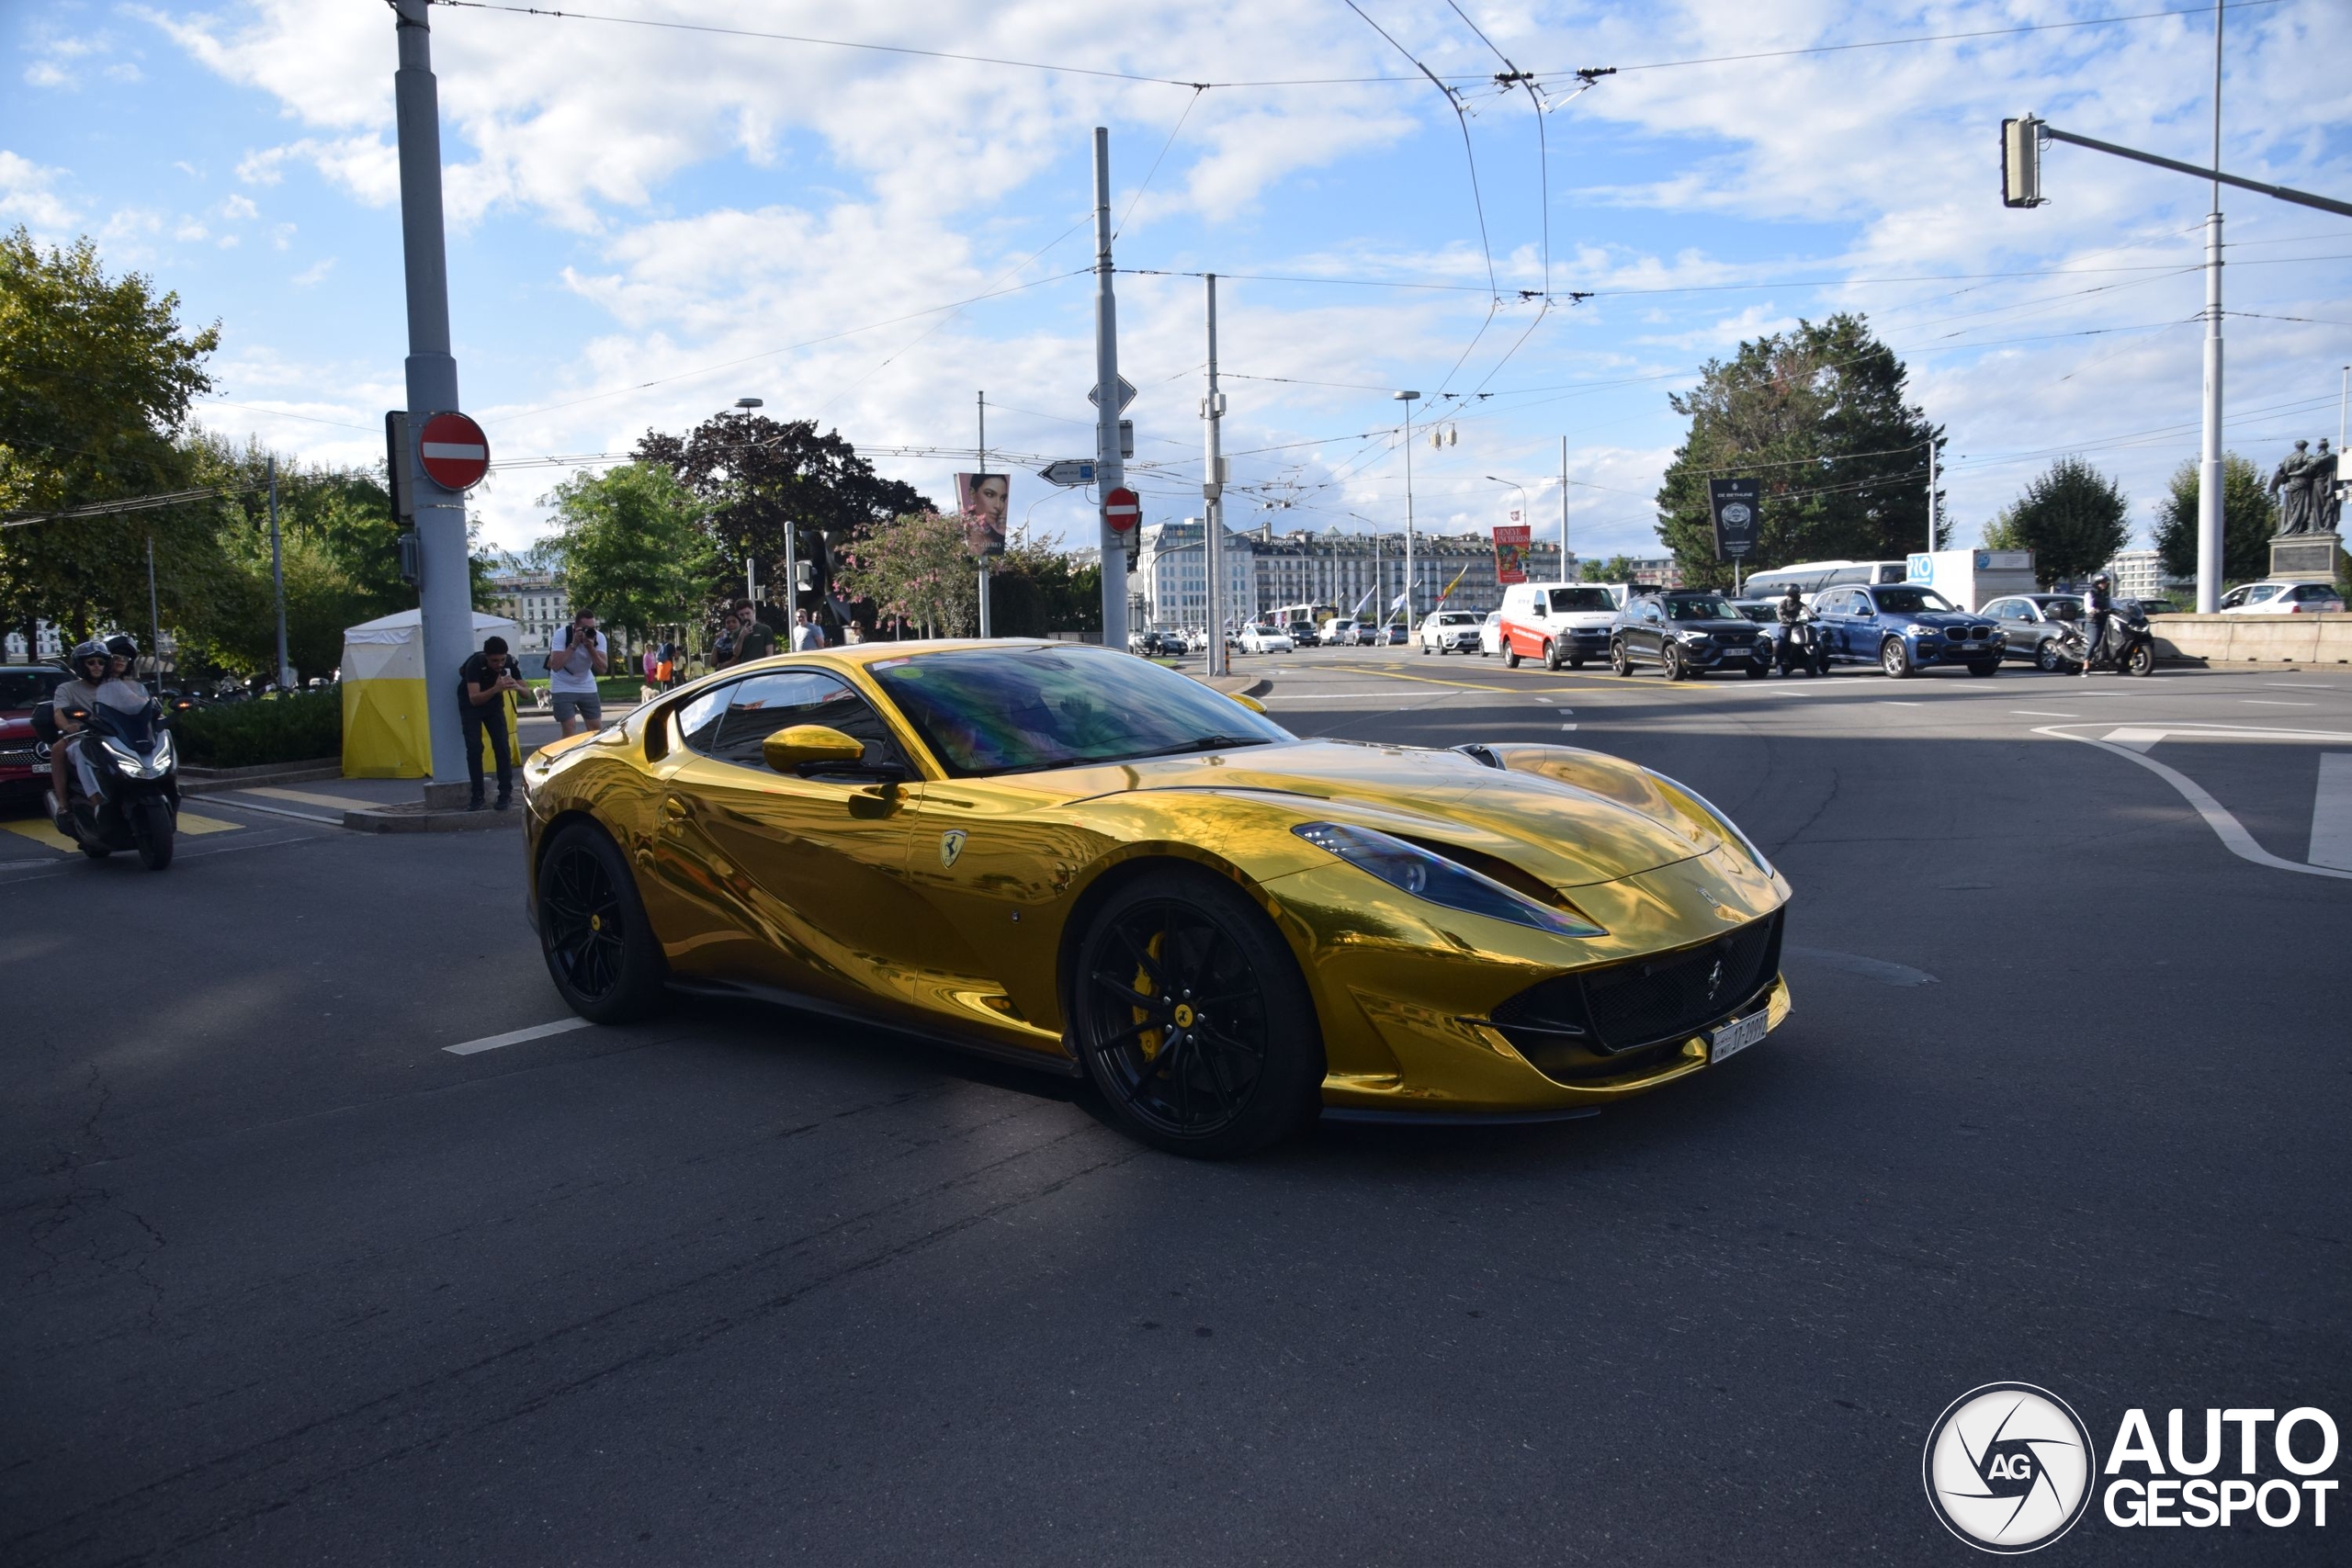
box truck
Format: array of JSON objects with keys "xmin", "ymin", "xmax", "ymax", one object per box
[{"xmin": 1905, "ymin": 549, "xmax": 2038, "ymax": 613}]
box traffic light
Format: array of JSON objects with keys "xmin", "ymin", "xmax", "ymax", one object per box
[{"xmin": 2002, "ymin": 116, "xmax": 2044, "ymax": 209}]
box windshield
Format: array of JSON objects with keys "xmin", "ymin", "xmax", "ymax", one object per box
[
  {"xmin": 1661, "ymin": 595, "xmax": 1737, "ymax": 622},
  {"xmin": 871, "ymin": 645, "xmax": 1292, "ymax": 778},
  {"xmin": 1439, "ymin": 612, "xmax": 1480, "ymax": 626},
  {"xmin": 1871, "ymin": 587, "xmax": 1957, "ymax": 615},
  {"xmin": 1733, "ymin": 604, "xmax": 1776, "ymax": 623},
  {"xmin": 0, "ymin": 671, "xmax": 66, "ymax": 709},
  {"xmin": 1545, "ymin": 588, "xmax": 1615, "ymax": 613}
]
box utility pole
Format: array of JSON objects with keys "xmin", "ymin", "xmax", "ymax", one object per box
[
  {"xmin": 1927, "ymin": 436, "xmax": 1938, "ymax": 557},
  {"xmin": 1091, "ymin": 129, "xmax": 1128, "ymax": 650},
  {"xmin": 1559, "ymin": 435, "xmax": 1570, "ymax": 580},
  {"xmin": 2197, "ymin": 0, "xmax": 2224, "ymax": 613},
  {"xmin": 1202, "ymin": 275, "xmax": 1227, "ymax": 676},
  {"xmin": 977, "ymin": 389, "xmax": 991, "ymax": 637},
  {"xmin": 390, "ymin": 0, "xmax": 475, "ymax": 781},
  {"xmin": 267, "ymin": 454, "xmax": 291, "ymax": 688},
  {"xmin": 145, "ymin": 535, "xmax": 162, "ymax": 695},
  {"xmin": 1395, "ymin": 390, "xmax": 1421, "ymax": 630}
]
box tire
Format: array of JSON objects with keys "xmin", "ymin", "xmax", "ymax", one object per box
[
  {"xmin": 2126, "ymin": 641, "xmax": 2155, "ymax": 677},
  {"xmin": 537, "ymin": 820, "xmax": 669, "ymax": 1024},
  {"xmin": 1544, "ymin": 638, "xmax": 1563, "ymax": 671},
  {"xmin": 1966, "ymin": 659, "xmax": 1999, "ymax": 678},
  {"xmin": 1420, "ymin": 643, "xmax": 1430, "ymax": 655},
  {"xmin": 2035, "ymin": 638, "xmax": 2064, "ymax": 673},
  {"xmin": 1660, "ymin": 644, "xmax": 1685, "ymax": 682},
  {"xmin": 1611, "ymin": 639, "xmax": 1633, "ymax": 677},
  {"xmin": 132, "ymin": 797, "xmax": 175, "ymax": 870},
  {"xmin": 1813, "ymin": 647, "xmax": 1830, "ymax": 677},
  {"xmin": 1745, "ymin": 661, "xmax": 1770, "ymax": 679},
  {"xmin": 1505, "ymin": 648, "xmax": 1521, "ymax": 669},
  {"xmin": 1071, "ymin": 866, "xmax": 1323, "ymax": 1158},
  {"xmin": 1880, "ymin": 638, "xmax": 1911, "ymax": 679}
]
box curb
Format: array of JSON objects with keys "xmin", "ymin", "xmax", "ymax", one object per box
[
  {"xmin": 179, "ymin": 759, "xmax": 343, "ymax": 795},
  {"xmin": 343, "ymin": 804, "xmax": 522, "ymax": 834}
]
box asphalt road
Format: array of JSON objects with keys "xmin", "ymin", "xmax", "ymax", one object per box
[{"xmin": 5, "ymin": 651, "xmax": 2347, "ymax": 1564}]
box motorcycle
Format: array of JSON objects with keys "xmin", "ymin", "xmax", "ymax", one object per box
[
  {"xmin": 1775, "ymin": 613, "xmax": 1830, "ymax": 677},
  {"xmin": 37, "ymin": 696, "xmax": 181, "ymax": 869},
  {"xmin": 2052, "ymin": 611, "xmax": 2156, "ymax": 677}
]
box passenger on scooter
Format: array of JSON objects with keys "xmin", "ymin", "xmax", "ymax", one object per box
[{"xmin": 49, "ymin": 640, "xmax": 148, "ymax": 833}]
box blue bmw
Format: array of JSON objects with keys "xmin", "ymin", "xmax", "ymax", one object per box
[{"xmin": 1812, "ymin": 583, "xmax": 2004, "ymax": 678}]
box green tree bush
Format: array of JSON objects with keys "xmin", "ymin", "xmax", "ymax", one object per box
[
  {"xmin": 836, "ymin": 512, "xmax": 978, "ymax": 637},
  {"xmin": 2152, "ymin": 454, "xmax": 2277, "ymax": 587},
  {"xmin": 175, "ymin": 689, "xmax": 342, "ymax": 768},
  {"xmin": 541, "ymin": 463, "xmax": 721, "ymax": 643},
  {"xmin": 1994, "ymin": 457, "xmax": 2131, "ymax": 586}
]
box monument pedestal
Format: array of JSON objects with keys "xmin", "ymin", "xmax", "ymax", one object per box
[{"xmin": 2269, "ymin": 530, "xmax": 2343, "ymax": 584}]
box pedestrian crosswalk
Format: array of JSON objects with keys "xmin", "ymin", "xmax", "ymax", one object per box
[{"xmin": 0, "ymin": 809, "xmax": 243, "ymax": 853}]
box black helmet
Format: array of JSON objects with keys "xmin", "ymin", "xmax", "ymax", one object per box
[
  {"xmin": 1782, "ymin": 581, "xmax": 1801, "ymax": 595},
  {"xmin": 105, "ymin": 633, "xmax": 137, "ymax": 660},
  {"xmin": 2092, "ymin": 571, "xmax": 2110, "ymax": 586}
]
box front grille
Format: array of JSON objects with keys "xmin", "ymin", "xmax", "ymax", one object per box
[
  {"xmin": 0, "ymin": 747, "xmax": 38, "ymax": 768},
  {"xmin": 1489, "ymin": 911, "xmax": 1782, "ymax": 1080}
]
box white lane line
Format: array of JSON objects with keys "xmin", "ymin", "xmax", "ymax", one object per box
[
  {"xmin": 2013, "ymin": 709, "xmax": 2080, "ymax": 717},
  {"xmin": 1560, "ymin": 723, "xmax": 1578, "ymax": 731},
  {"xmin": 2102, "ymin": 727, "xmax": 2167, "ymax": 752},
  {"xmin": 1879, "ymin": 700, "xmax": 1925, "ymax": 706},
  {"xmin": 2244, "ymin": 699, "xmax": 2314, "ymax": 706},
  {"xmin": 2032, "ymin": 726, "xmax": 2352, "ymax": 882},
  {"xmin": 2311, "ymin": 753, "xmax": 2352, "ymax": 871},
  {"xmin": 2267, "ymin": 682, "xmax": 2335, "ymax": 690},
  {"xmin": 444, "ymin": 1017, "xmax": 594, "ymax": 1055}
]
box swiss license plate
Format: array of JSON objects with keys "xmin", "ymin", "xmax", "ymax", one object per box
[{"xmin": 1711, "ymin": 1010, "xmax": 1769, "ymax": 1063}]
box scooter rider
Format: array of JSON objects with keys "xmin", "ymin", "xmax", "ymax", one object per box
[
  {"xmin": 49, "ymin": 640, "xmax": 147, "ymax": 833},
  {"xmin": 1776, "ymin": 581, "xmax": 1810, "ymax": 671},
  {"xmin": 2081, "ymin": 572, "xmax": 2113, "ymax": 675}
]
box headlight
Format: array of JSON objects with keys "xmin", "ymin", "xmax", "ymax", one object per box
[
  {"xmin": 1644, "ymin": 771, "xmax": 1776, "ymax": 880},
  {"xmin": 101, "ymin": 737, "xmax": 144, "ymax": 773},
  {"xmin": 1293, "ymin": 822, "xmax": 1605, "ymax": 937},
  {"xmin": 1908, "ymin": 625, "xmax": 1939, "ymax": 637},
  {"xmin": 152, "ymin": 732, "xmax": 175, "ymax": 771}
]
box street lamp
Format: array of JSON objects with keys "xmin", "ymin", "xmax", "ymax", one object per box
[{"xmin": 1395, "ymin": 390, "xmax": 1420, "ymax": 630}]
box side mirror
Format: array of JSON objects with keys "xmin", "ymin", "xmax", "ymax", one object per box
[
  {"xmin": 763, "ymin": 724, "xmax": 865, "ymax": 775},
  {"xmin": 1227, "ymin": 691, "xmax": 1267, "ymax": 715}
]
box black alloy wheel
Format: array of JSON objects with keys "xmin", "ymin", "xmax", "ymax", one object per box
[
  {"xmin": 2126, "ymin": 641, "xmax": 2156, "ymax": 677},
  {"xmin": 538, "ymin": 822, "xmax": 668, "ymax": 1023},
  {"xmin": 1611, "ymin": 639, "xmax": 1633, "ymax": 677},
  {"xmin": 1881, "ymin": 638, "xmax": 1912, "ymax": 679},
  {"xmin": 2035, "ymin": 638, "xmax": 2064, "ymax": 673},
  {"xmin": 1073, "ymin": 869, "xmax": 1322, "ymax": 1157}
]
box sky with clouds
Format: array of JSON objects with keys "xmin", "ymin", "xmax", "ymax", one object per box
[{"xmin": 5, "ymin": 0, "xmax": 2346, "ymax": 561}]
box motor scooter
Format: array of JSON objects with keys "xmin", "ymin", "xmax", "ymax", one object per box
[
  {"xmin": 1776, "ymin": 612, "xmax": 1829, "ymax": 677},
  {"xmin": 38, "ymin": 696, "xmax": 181, "ymax": 868},
  {"xmin": 2052, "ymin": 610, "xmax": 2156, "ymax": 677}
]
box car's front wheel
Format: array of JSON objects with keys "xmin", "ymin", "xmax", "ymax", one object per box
[
  {"xmin": 1881, "ymin": 638, "xmax": 1912, "ymax": 679},
  {"xmin": 1072, "ymin": 867, "xmax": 1323, "ymax": 1158},
  {"xmin": 1505, "ymin": 647, "xmax": 1521, "ymax": 669},
  {"xmin": 1611, "ymin": 639, "xmax": 1633, "ymax": 676},
  {"xmin": 538, "ymin": 820, "xmax": 669, "ymax": 1023},
  {"xmin": 2035, "ymin": 638, "xmax": 2064, "ymax": 673},
  {"xmin": 1967, "ymin": 659, "xmax": 1999, "ymax": 677},
  {"xmin": 1660, "ymin": 643, "xmax": 1686, "ymax": 681}
]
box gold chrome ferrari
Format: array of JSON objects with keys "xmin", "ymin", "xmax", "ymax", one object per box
[{"xmin": 521, "ymin": 640, "xmax": 1792, "ymax": 1156}]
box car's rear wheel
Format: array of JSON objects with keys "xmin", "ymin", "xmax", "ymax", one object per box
[
  {"xmin": 1611, "ymin": 639, "xmax": 1633, "ymax": 677},
  {"xmin": 2035, "ymin": 638, "xmax": 2064, "ymax": 673},
  {"xmin": 538, "ymin": 821, "xmax": 668, "ymax": 1023},
  {"xmin": 1073, "ymin": 868, "xmax": 1322, "ymax": 1158},
  {"xmin": 1881, "ymin": 638, "xmax": 1911, "ymax": 679}
]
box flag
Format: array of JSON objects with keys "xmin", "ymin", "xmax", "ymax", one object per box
[
  {"xmin": 1433, "ymin": 563, "xmax": 1471, "ymax": 605},
  {"xmin": 1351, "ymin": 587, "xmax": 1376, "ymax": 615}
]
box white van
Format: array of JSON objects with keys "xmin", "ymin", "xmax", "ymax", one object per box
[{"xmin": 1498, "ymin": 581, "xmax": 1622, "ymax": 669}]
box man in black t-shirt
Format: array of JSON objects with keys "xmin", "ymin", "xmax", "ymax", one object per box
[
  {"xmin": 456, "ymin": 636, "xmax": 526, "ymax": 809},
  {"xmin": 733, "ymin": 603, "xmax": 777, "ymax": 664}
]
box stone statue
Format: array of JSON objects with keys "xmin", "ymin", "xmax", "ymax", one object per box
[
  {"xmin": 2312, "ymin": 438, "xmax": 2342, "ymax": 536},
  {"xmin": 2269, "ymin": 440, "xmax": 2313, "ymax": 536}
]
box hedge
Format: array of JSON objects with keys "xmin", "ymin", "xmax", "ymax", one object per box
[
  {"xmin": 526, "ymin": 676, "xmax": 644, "ymax": 703},
  {"xmin": 175, "ymin": 688, "xmax": 343, "ymax": 769}
]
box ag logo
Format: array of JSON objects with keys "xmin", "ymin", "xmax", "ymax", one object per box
[
  {"xmin": 938, "ymin": 829, "xmax": 967, "ymax": 869},
  {"xmin": 1924, "ymin": 1382, "xmax": 2097, "ymax": 1553}
]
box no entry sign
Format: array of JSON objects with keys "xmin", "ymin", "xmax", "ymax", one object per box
[
  {"xmin": 417, "ymin": 412, "xmax": 491, "ymax": 491},
  {"xmin": 1102, "ymin": 486, "xmax": 1141, "ymax": 533}
]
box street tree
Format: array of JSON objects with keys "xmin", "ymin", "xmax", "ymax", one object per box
[
  {"xmin": 2152, "ymin": 454, "xmax": 2277, "ymax": 588},
  {"xmin": 1587, "ymin": 554, "xmax": 1646, "ymax": 585},
  {"xmin": 835, "ymin": 511, "xmax": 977, "ymax": 637},
  {"xmin": 987, "ymin": 536, "xmax": 1102, "ymax": 637},
  {"xmin": 1654, "ymin": 314, "xmax": 1943, "ymax": 591},
  {"xmin": 542, "ymin": 462, "xmax": 722, "ymax": 643},
  {"xmin": 0, "ymin": 228, "xmax": 227, "ymax": 652},
  {"xmin": 1990, "ymin": 457, "xmax": 2131, "ymax": 586}
]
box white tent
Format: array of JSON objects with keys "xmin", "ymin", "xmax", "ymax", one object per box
[{"xmin": 340, "ymin": 609, "xmax": 521, "ymax": 778}]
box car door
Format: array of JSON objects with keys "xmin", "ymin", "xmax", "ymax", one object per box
[
  {"xmin": 642, "ymin": 667, "xmax": 965, "ymax": 1010},
  {"xmin": 1814, "ymin": 590, "xmax": 1849, "ymax": 657},
  {"xmin": 1986, "ymin": 598, "xmax": 2028, "ymax": 658},
  {"xmin": 1623, "ymin": 599, "xmax": 1658, "ymax": 661}
]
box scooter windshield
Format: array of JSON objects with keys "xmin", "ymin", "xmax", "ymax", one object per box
[{"xmin": 94, "ymin": 698, "xmax": 158, "ymax": 745}]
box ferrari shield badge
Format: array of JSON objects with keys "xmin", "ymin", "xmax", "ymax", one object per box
[{"xmin": 939, "ymin": 829, "xmax": 967, "ymax": 869}]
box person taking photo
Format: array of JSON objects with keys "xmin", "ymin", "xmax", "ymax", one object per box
[
  {"xmin": 456, "ymin": 635, "xmax": 526, "ymax": 811},
  {"xmin": 548, "ymin": 608, "xmax": 608, "ymax": 736}
]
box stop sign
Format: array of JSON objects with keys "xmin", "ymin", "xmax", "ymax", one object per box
[
  {"xmin": 1102, "ymin": 486, "xmax": 1141, "ymax": 533},
  {"xmin": 416, "ymin": 411, "xmax": 491, "ymax": 491}
]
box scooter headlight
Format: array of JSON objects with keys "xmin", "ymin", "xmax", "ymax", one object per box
[{"xmin": 101, "ymin": 736, "xmax": 143, "ymax": 772}]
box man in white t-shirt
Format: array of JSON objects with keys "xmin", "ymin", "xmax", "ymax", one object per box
[
  {"xmin": 548, "ymin": 609, "xmax": 609, "ymax": 736},
  {"xmin": 791, "ymin": 610, "xmax": 825, "ymax": 652}
]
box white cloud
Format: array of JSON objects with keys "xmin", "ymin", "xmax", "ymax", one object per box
[
  {"xmin": 24, "ymin": 62, "xmax": 71, "ymax": 89},
  {"xmin": 220, "ymin": 193, "xmax": 259, "ymax": 220},
  {"xmin": 292, "ymin": 257, "xmax": 334, "ymax": 286},
  {"xmin": 0, "ymin": 152, "xmax": 81, "ymax": 233}
]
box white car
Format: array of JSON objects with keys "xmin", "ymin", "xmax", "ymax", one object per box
[
  {"xmin": 1478, "ymin": 610, "xmax": 1504, "ymax": 657},
  {"xmin": 2218, "ymin": 581, "xmax": 2346, "ymax": 615},
  {"xmin": 1419, "ymin": 609, "xmax": 1485, "ymax": 654},
  {"xmin": 1238, "ymin": 623, "xmax": 1295, "ymax": 654}
]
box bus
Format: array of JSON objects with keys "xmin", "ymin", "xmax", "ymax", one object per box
[{"xmin": 1740, "ymin": 559, "xmax": 1910, "ymax": 603}]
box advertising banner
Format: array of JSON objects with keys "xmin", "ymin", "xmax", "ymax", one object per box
[
  {"xmin": 1493, "ymin": 523, "xmax": 1531, "ymax": 585},
  {"xmin": 955, "ymin": 472, "xmax": 1010, "ymax": 558},
  {"xmin": 1707, "ymin": 478, "xmax": 1760, "ymax": 560}
]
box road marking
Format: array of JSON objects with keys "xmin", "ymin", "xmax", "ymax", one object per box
[
  {"xmin": 2034, "ymin": 725, "xmax": 2352, "ymax": 882},
  {"xmin": 0, "ymin": 817, "xmax": 75, "ymax": 851},
  {"xmin": 2311, "ymin": 754, "xmax": 2352, "ymax": 871},
  {"xmin": 1879, "ymin": 700, "xmax": 1925, "ymax": 706},
  {"xmin": 2102, "ymin": 727, "xmax": 2167, "ymax": 752},
  {"xmin": 1560, "ymin": 723, "xmax": 1578, "ymax": 731},
  {"xmin": 2242, "ymin": 699, "xmax": 2315, "ymax": 706},
  {"xmin": 2267, "ymin": 682, "xmax": 2335, "ymax": 690},
  {"xmin": 444, "ymin": 1017, "xmax": 594, "ymax": 1055},
  {"xmin": 2013, "ymin": 709, "xmax": 2080, "ymax": 717},
  {"xmin": 248, "ymin": 785, "xmax": 376, "ymax": 809},
  {"xmin": 176, "ymin": 811, "xmax": 242, "ymax": 835}
]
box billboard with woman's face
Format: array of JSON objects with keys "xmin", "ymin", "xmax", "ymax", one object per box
[{"xmin": 956, "ymin": 472, "xmax": 1010, "ymax": 558}]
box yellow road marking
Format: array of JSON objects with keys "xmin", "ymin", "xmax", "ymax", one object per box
[
  {"xmin": 1, "ymin": 817, "xmax": 74, "ymax": 852},
  {"xmin": 244, "ymin": 785, "xmax": 370, "ymax": 810},
  {"xmin": 176, "ymin": 811, "xmax": 242, "ymax": 835}
]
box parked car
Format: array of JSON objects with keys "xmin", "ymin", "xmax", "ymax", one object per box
[
  {"xmin": 1608, "ymin": 591, "xmax": 1773, "ymax": 680},
  {"xmin": 1418, "ymin": 609, "xmax": 1485, "ymax": 655},
  {"xmin": 1981, "ymin": 593, "xmax": 2085, "ymax": 671},
  {"xmin": 1381, "ymin": 623, "xmax": 1408, "ymax": 646},
  {"xmin": 1238, "ymin": 623, "xmax": 1295, "ymax": 654},
  {"xmin": 1813, "ymin": 584, "xmax": 2003, "ymax": 678},
  {"xmin": 1477, "ymin": 610, "xmax": 1504, "ymax": 657},
  {"xmin": 2219, "ymin": 581, "xmax": 2346, "ymax": 615},
  {"xmin": 0, "ymin": 664, "xmax": 70, "ymax": 805},
  {"xmin": 1498, "ymin": 581, "xmax": 1619, "ymax": 670}
]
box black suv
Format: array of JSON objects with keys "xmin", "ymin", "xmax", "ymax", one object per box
[{"xmin": 1610, "ymin": 591, "xmax": 1772, "ymax": 681}]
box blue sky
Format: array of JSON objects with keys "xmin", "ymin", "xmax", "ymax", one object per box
[{"xmin": 5, "ymin": 0, "xmax": 2346, "ymax": 561}]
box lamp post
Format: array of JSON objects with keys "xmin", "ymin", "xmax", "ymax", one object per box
[{"xmin": 1395, "ymin": 390, "xmax": 1420, "ymax": 630}]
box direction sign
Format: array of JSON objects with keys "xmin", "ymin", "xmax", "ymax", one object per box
[
  {"xmin": 1087, "ymin": 377, "xmax": 1138, "ymax": 412},
  {"xmin": 1102, "ymin": 486, "xmax": 1141, "ymax": 533},
  {"xmin": 1039, "ymin": 458, "xmax": 1098, "ymax": 489},
  {"xmin": 417, "ymin": 411, "xmax": 491, "ymax": 491}
]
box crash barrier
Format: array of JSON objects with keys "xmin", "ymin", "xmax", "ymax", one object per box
[{"xmin": 2147, "ymin": 613, "xmax": 2352, "ymax": 665}]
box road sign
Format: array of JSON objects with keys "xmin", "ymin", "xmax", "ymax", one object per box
[
  {"xmin": 416, "ymin": 411, "xmax": 490, "ymax": 491},
  {"xmin": 1088, "ymin": 376, "xmax": 1137, "ymax": 412},
  {"xmin": 1039, "ymin": 458, "xmax": 1098, "ymax": 488},
  {"xmin": 1102, "ymin": 486, "xmax": 1141, "ymax": 533}
]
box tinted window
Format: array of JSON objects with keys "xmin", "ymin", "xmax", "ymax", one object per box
[
  {"xmin": 1829, "ymin": 566, "xmax": 1870, "ymax": 586},
  {"xmin": 1639, "ymin": 601, "xmax": 1664, "ymax": 625},
  {"xmin": 1874, "ymin": 563, "xmax": 1907, "ymax": 583},
  {"xmin": 677, "ymin": 669, "xmax": 907, "ymax": 773},
  {"xmin": 871, "ymin": 645, "xmax": 1290, "ymax": 778},
  {"xmin": 0, "ymin": 670, "xmax": 67, "ymax": 709},
  {"xmin": 1662, "ymin": 594, "xmax": 1737, "ymax": 621},
  {"xmin": 1871, "ymin": 587, "xmax": 1955, "ymax": 614},
  {"xmin": 1545, "ymin": 588, "xmax": 1615, "ymax": 613}
]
